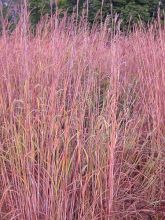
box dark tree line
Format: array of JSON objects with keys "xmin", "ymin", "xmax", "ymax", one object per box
[
  {"xmin": 0, "ymin": 0, "xmax": 165, "ymax": 30},
  {"xmin": 29, "ymin": 0, "xmax": 165, "ymax": 28}
]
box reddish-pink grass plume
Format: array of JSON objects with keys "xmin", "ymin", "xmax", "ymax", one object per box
[{"xmin": 0, "ymin": 15, "xmax": 165, "ymax": 220}]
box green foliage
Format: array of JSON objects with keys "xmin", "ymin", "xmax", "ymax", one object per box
[
  {"xmin": 29, "ymin": 0, "xmax": 52, "ymax": 26},
  {"xmin": 20, "ymin": 0, "xmax": 165, "ymax": 28},
  {"xmin": 112, "ymin": 0, "xmax": 161, "ymax": 28},
  {"xmin": 1, "ymin": 0, "xmax": 164, "ymax": 30},
  {"xmin": 0, "ymin": 3, "xmax": 19, "ymax": 34},
  {"xmin": 58, "ymin": 0, "xmax": 69, "ymax": 8}
]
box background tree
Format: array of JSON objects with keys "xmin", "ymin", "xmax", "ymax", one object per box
[{"xmin": 0, "ymin": 0, "xmax": 164, "ymax": 30}]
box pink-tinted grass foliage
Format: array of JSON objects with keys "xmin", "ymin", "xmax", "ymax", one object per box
[{"xmin": 0, "ymin": 13, "xmax": 165, "ymax": 220}]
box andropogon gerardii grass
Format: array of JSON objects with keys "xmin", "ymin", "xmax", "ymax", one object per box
[{"xmin": 0, "ymin": 14, "xmax": 165, "ymax": 220}]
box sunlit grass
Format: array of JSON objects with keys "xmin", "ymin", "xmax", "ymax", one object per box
[{"xmin": 0, "ymin": 15, "xmax": 165, "ymax": 220}]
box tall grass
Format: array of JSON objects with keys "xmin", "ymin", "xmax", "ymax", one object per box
[{"xmin": 0, "ymin": 14, "xmax": 165, "ymax": 220}]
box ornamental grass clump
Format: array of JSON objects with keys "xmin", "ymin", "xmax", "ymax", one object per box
[{"xmin": 0, "ymin": 14, "xmax": 165, "ymax": 220}]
